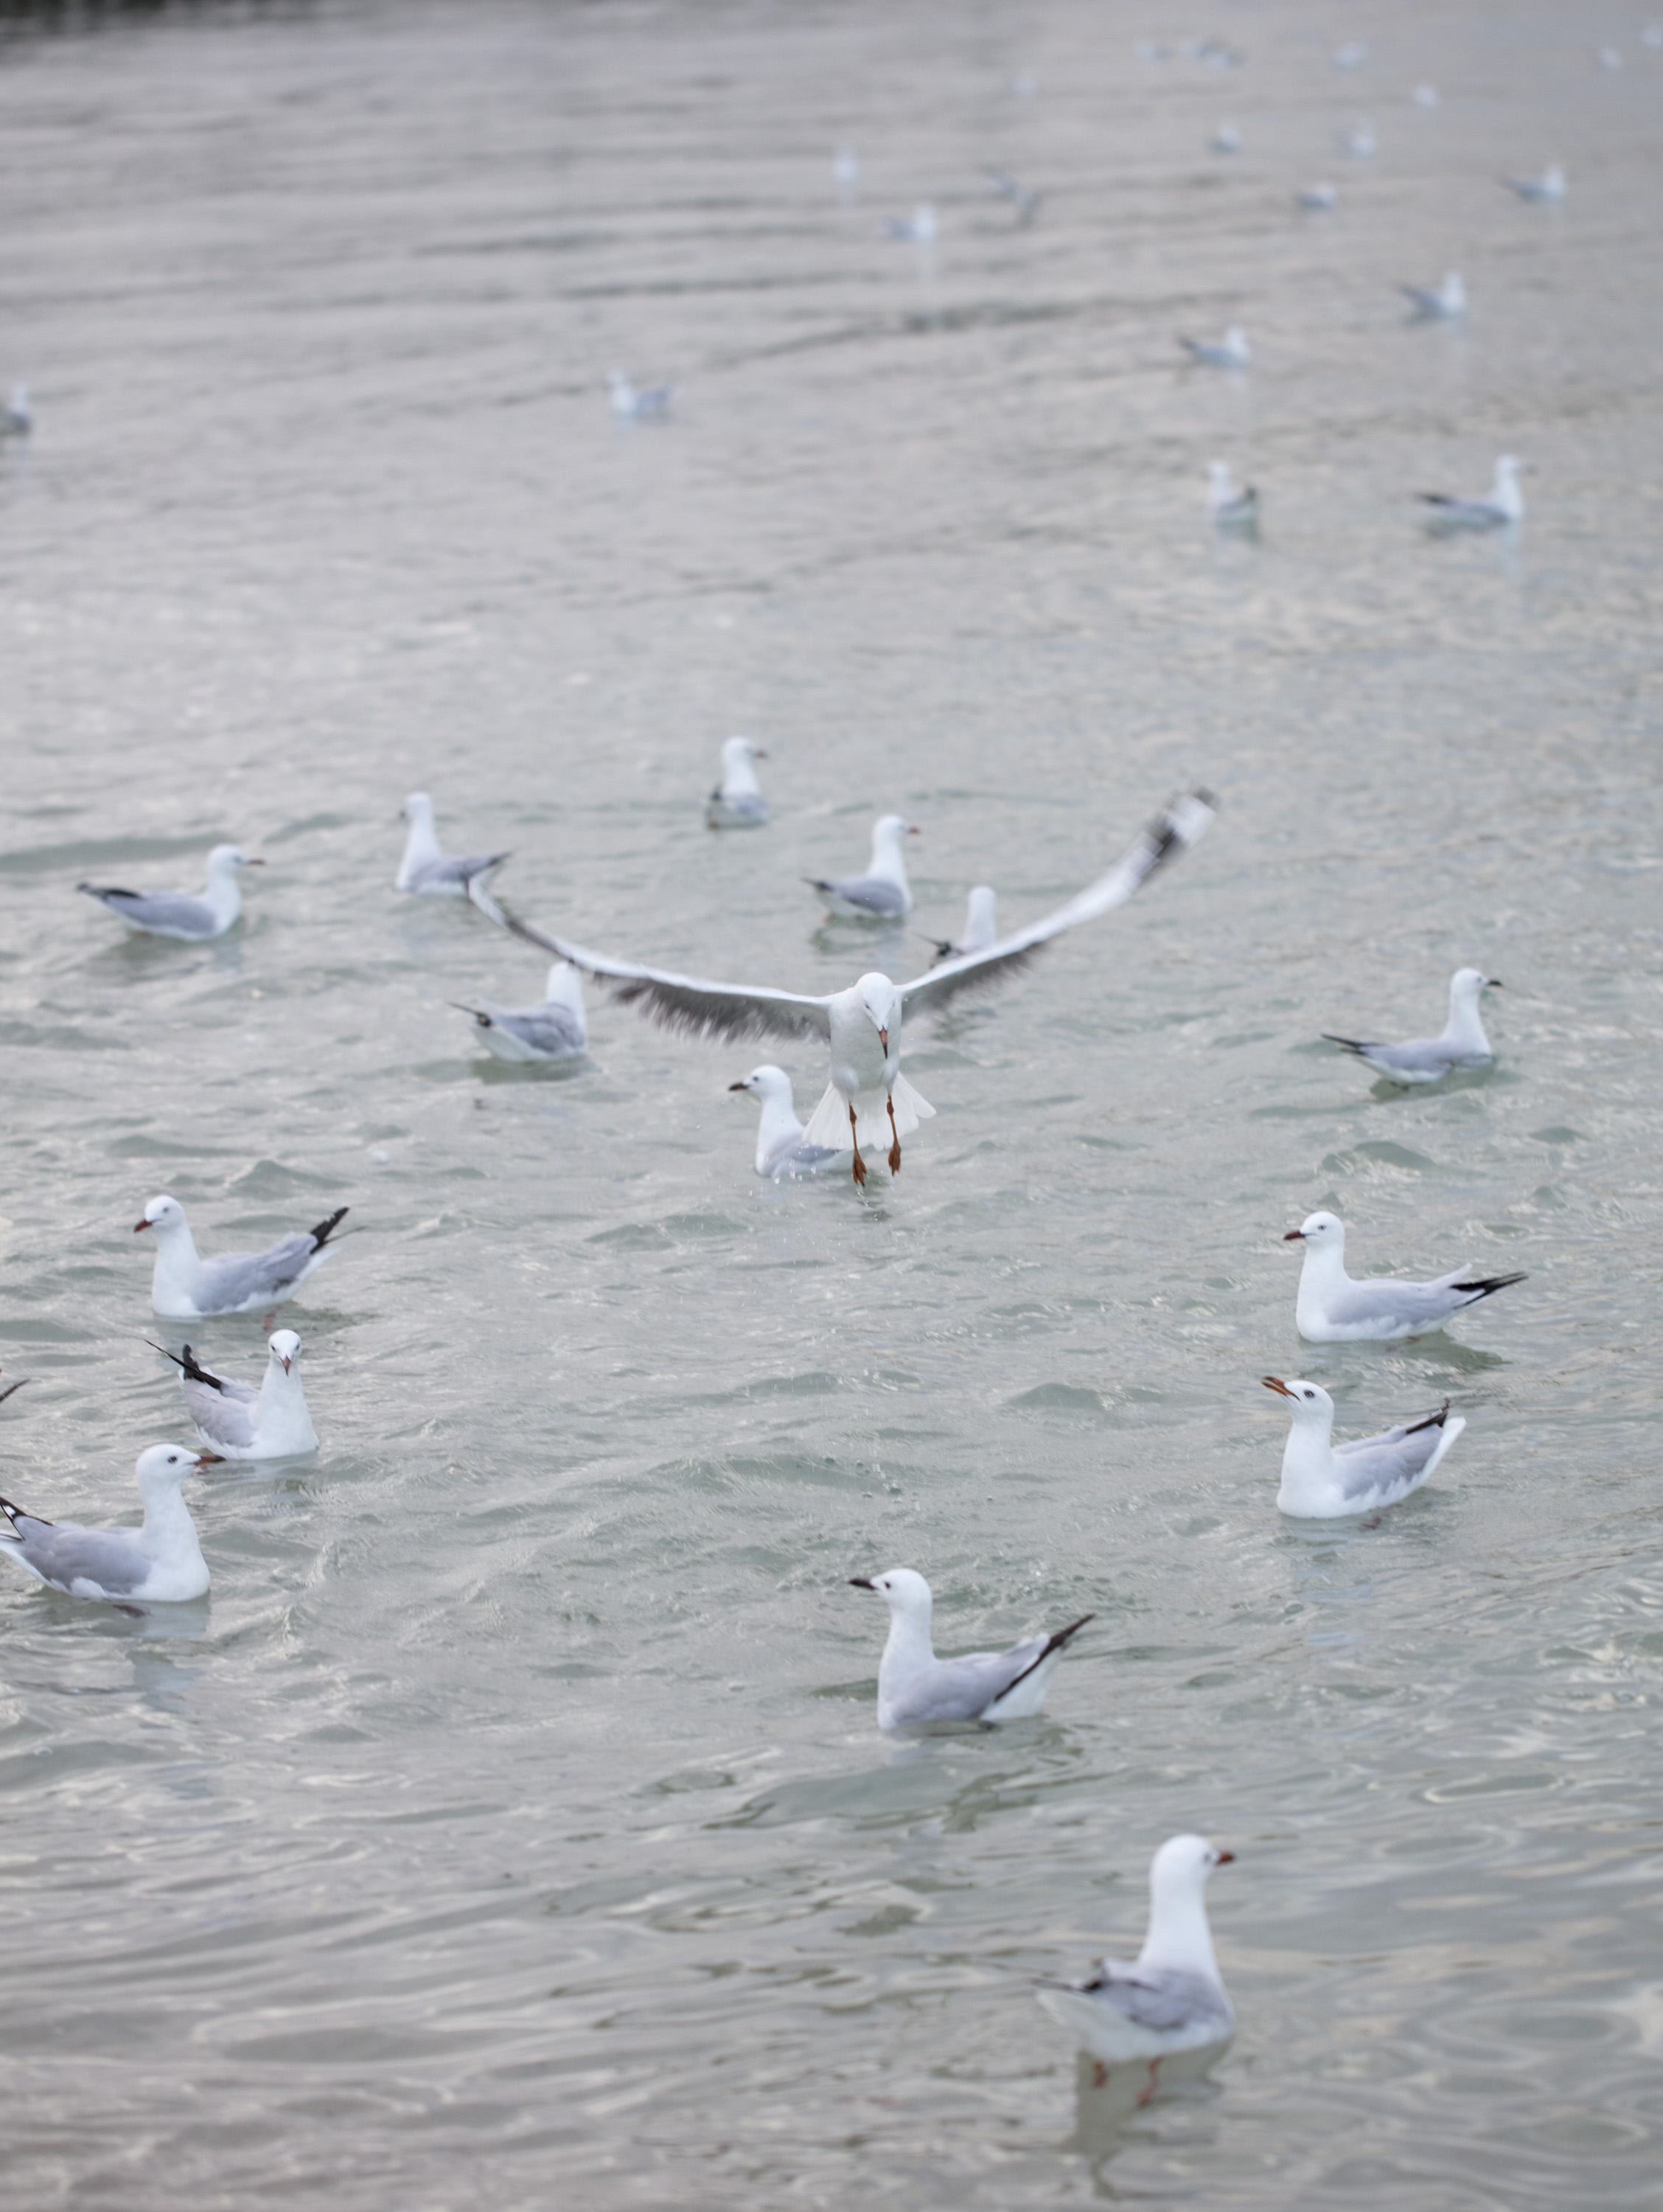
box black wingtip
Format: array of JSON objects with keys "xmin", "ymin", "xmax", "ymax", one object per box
[
  {"xmin": 0, "ymin": 1377, "xmax": 29, "ymax": 1407},
  {"xmin": 1404, "ymin": 1397, "xmax": 1452, "ymax": 1436},
  {"xmin": 1453, "ymin": 1272, "xmax": 1527, "ymax": 1298},
  {"xmin": 1321, "ymin": 1033, "xmax": 1370, "ymax": 1053},
  {"xmin": 308, "ymin": 1206, "xmax": 349, "ymax": 1248}
]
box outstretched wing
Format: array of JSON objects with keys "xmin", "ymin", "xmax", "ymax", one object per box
[
  {"xmin": 899, "ymin": 790, "xmax": 1216, "ymax": 1017},
  {"xmin": 487, "ymin": 908, "xmax": 834, "ymax": 1046}
]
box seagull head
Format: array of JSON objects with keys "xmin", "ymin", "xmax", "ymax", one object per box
[
  {"xmin": 268, "ymin": 1330, "xmax": 301, "ymax": 1374},
  {"xmin": 872, "ymin": 813, "xmax": 919, "ymax": 853},
  {"xmin": 1452, "ymin": 967, "xmax": 1501, "ymax": 998},
  {"xmin": 856, "ymin": 973, "xmax": 902, "ymax": 1053},
  {"xmin": 848, "ymin": 1566, "xmax": 932, "ymax": 1621},
  {"xmin": 1262, "ymin": 1375, "xmax": 1334, "ymax": 1423},
  {"xmin": 134, "ymin": 1194, "xmax": 186, "ymax": 1236},
  {"xmin": 1284, "ymin": 1208, "xmax": 1343, "ymax": 1249},
  {"xmin": 729, "ymin": 1065, "xmax": 793, "ymax": 1107},
  {"xmin": 1150, "ymin": 1833, "xmax": 1234, "ymax": 1906},
  {"xmin": 134, "ymin": 1444, "xmax": 223, "ymax": 1495},
  {"xmin": 722, "ymin": 736, "xmax": 767, "ymax": 769},
  {"xmin": 402, "ymin": 792, "xmax": 434, "ymax": 825}
]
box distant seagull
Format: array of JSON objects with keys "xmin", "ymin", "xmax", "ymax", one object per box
[
  {"xmin": 1180, "ymin": 326, "xmax": 1249, "ymax": 370},
  {"xmin": 1196, "ymin": 39, "xmax": 1240, "ymax": 69},
  {"xmin": 728, "ymin": 1066, "xmax": 843, "ymax": 1179},
  {"xmin": 1, "ymin": 383, "xmax": 30, "ymax": 439},
  {"xmin": 397, "ymin": 792, "xmax": 509, "ymax": 901},
  {"xmin": 135, "ymin": 1194, "xmax": 349, "ymax": 1319},
  {"xmin": 706, "ymin": 736, "xmax": 770, "ymax": 828},
  {"xmin": 1, "ymin": 1446, "xmax": 219, "ymax": 1603},
  {"xmin": 1645, "ymin": 24, "xmax": 1663, "ymax": 50},
  {"xmin": 154, "ymin": 1332, "xmax": 318, "ymax": 1461},
  {"xmin": 986, "ymin": 169, "xmax": 1042, "ymax": 223},
  {"xmin": 1039, "ymin": 1837, "xmax": 1235, "ymax": 2098},
  {"xmin": 1332, "ymin": 41, "xmax": 1368, "ymax": 69},
  {"xmin": 880, "ymin": 203, "xmax": 938, "ymax": 245},
  {"xmin": 1420, "ymin": 456, "xmax": 1524, "ymax": 533},
  {"xmin": 931, "ymin": 885, "xmax": 998, "ymax": 963},
  {"xmin": 808, "ymin": 813, "xmax": 918, "ymax": 919},
  {"xmin": 1505, "ymin": 163, "xmax": 1566, "ymax": 203},
  {"xmin": 1337, "ymin": 120, "xmax": 1377, "ymax": 158},
  {"xmin": 1262, "ymin": 1377, "xmax": 1465, "ymax": 1517},
  {"xmin": 833, "ymin": 145, "xmax": 860, "ymax": 199},
  {"xmin": 452, "ymin": 961, "xmax": 588, "ymax": 1063},
  {"xmin": 607, "ymin": 372, "xmax": 674, "ymax": 420},
  {"xmin": 79, "ymin": 844, "xmax": 263, "ymax": 942},
  {"xmin": 1009, "ymin": 72, "xmax": 1037, "ymax": 97},
  {"xmin": 1412, "ymin": 83, "xmax": 1440, "ymax": 108},
  {"xmin": 1401, "ymin": 270, "xmax": 1465, "ymax": 319},
  {"xmin": 1323, "ymin": 967, "xmax": 1501, "ymax": 1083},
  {"xmin": 849, "ymin": 1566, "xmax": 1092, "ymax": 1728},
  {"xmin": 1296, "ymin": 181, "xmax": 1338, "ymax": 211},
  {"xmin": 1207, "ymin": 460, "xmax": 1258, "ymax": 532},
  {"xmin": 1284, "ymin": 1211, "xmax": 1525, "ymax": 1343},
  {"xmin": 1595, "ymin": 45, "xmax": 1623, "ymax": 69},
  {"xmin": 1210, "ymin": 120, "xmax": 1241, "ymax": 153}
]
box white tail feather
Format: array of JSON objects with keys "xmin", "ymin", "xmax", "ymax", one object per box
[{"xmin": 802, "ymin": 1071, "xmax": 935, "ymax": 1153}]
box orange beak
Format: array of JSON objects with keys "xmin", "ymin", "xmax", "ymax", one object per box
[
  {"xmin": 1261, "ymin": 1376, "xmax": 1295, "ymax": 1399},
  {"xmin": 1283, "ymin": 1229, "xmax": 1305, "ymax": 1242},
  {"xmin": 1215, "ymin": 1849, "xmax": 1235, "ymax": 1865},
  {"xmin": 133, "ymin": 1217, "xmax": 153, "ymax": 1233},
  {"xmin": 195, "ymin": 1452, "xmax": 225, "ymax": 1467},
  {"xmin": 877, "ymin": 1026, "xmax": 889, "ymax": 1051}
]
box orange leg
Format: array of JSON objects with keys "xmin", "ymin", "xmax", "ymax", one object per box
[
  {"xmin": 848, "ymin": 1102, "xmax": 867, "ymax": 1187},
  {"xmin": 1090, "ymin": 2061, "xmax": 1109, "ymax": 2090},
  {"xmin": 886, "ymin": 1094, "xmax": 902, "ymax": 1174},
  {"xmin": 1136, "ymin": 2059, "xmax": 1161, "ymax": 2107}
]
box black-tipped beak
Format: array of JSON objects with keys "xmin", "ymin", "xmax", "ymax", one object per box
[
  {"xmin": 133, "ymin": 1217, "xmax": 153, "ymax": 1233},
  {"xmin": 1261, "ymin": 1376, "xmax": 1294, "ymax": 1399},
  {"xmin": 848, "ymin": 1576, "xmax": 876, "ymax": 1589},
  {"xmin": 1214, "ymin": 1849, "xmax": 1235, "ymax": 1865},
  {"xmin": 728, "ymin": 1079, "xmax": 750, "ymax": 1092},
  {"xmin": 1283, "ymin": 1229, "xmax": 1305, "ymax": 1242}
]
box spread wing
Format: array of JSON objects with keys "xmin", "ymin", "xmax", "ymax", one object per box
[
  {"xmin": 485, "ymin": 908, "xmax": 834, "ymax": 1047},
  {"xmin": 899, "ymin": 790, "xmax": 1216, "ymax": 1017}
]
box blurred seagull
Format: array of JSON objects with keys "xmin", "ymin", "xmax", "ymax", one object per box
[
  {"xmin": 849, "ymin": 1566, "xmax": 1092, "ymax": 1728},
  {"xmin": 1401, "ymin": 270, "xmax": 1466, "ymax": 319},
  {"xmin": 1338, "ymin": 120, "xmax": 1377, "ymax": 158},
  {"xmin": 487, "ymin": 791, "xmax": 1216, "ymax": 1186},
  {"xmin": 1285, "ymin": 1211, "xmax": 1526, "ymax": 1342},
  {"xmin": 809, "ymin": 813, "xmax": 918, "ymax": 919},
  {"xmin": 1505, "ymin": 163, "xmax": 1566, "ymax": 202},
  {"xmin": 1180, "ymin": 327, "xmax": 1249, "ymax": 370},
  {"xmin": 1323, "ymin": 967, "xmax": 1500, "ymax": 1083},
  {"xmin": 1420, "ymin": 456, "xmax": 1524, "ymax": 532},
  {"xmin": 607, "ymin": 372, "xmax": 674, "ymax": 420},
  {"xmin": 931, "ymin": 886, "xmax": 998, "ymax": 964},
  {"xmin": 1207, "ymin": 460, "xmax": 1258, "ymax": 532},
  {"xmin": 706, "ymin": 736, "xmax": 770, "ymax": 828},
  {"xmin": 154, "ymin": 1332, "xmax": 318, "ymax": 1461},
  {"xmin": 135, "ymin": 1194, "xmax": 349, "ymax": 1319},
  {"xmin": 880, "ymin": 203, "xmax": 938, "ymax": 245},
  {"xmin": 728, "ymin": 1066, "xmax": 843, "ymax": 1179},
  {"xmin": 986, "ymin": 169, "xmax": 1042, "ymax": 222},
  {"xmin": 1210, "ymin": 120, "xmax": 1241, "ymax": 153},
  {"xmin": 2, "ymin": 383, "xmax": 30, "ymax": 439},
  {"xmin": 453, "ymin": 961, "xmax": 588, "ymax": 1063},
  {"xmin": 1412, "ymin": 84, "xmax": 1440, "ymax": 107},
  {"xmin": 397, "ymin": 792, "xmax": 509, "ymax": 902},
  {"xmin": 0, "ymin": 1446, "xmax": 219, "ymax": 1603},
  {"xmin": 79, "ymin": 844, "xmax": 262, "ymax": 942},
  {"xmin": 1296, "ymin": 181, "xmax": 1338, "ymax": 211},
  {"xmin": 1039, "ymin": 1837, "xmax": 1235, "ymax": 2098},
  {"xmin": 833, "ymin": 145, "xmax": 860, "ymax": 199},
  {"xmin": 1262, "ymin": 1377, "xmax": 1464, "ymax": 1517},
  {"xmin": 1332, "ymin": 41, "xmax": 1368, "ymax": 69}
]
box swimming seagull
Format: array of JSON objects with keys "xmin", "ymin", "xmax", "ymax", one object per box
[
  {"xmin": 153, "ymin": 1332, "xmax": 318, "ymax": 1460},
  {"xmin": 1207, "ymin": 460, "xmax": 1258, "ymax": 532},
  {"xmin": 1412, "ymin": 84, "xmax": 1440, "ymax": 107},
  {"xmin": 486, "ymin": 790, "xmax": 1215, "ymax": 1186},
  {"xmin": 1210, "ymin": 121, "xmax": 1241, "ymax": 153},
  {"xmin": 135, "ymin": 1194, "xmax": 349, "ymax": 1319},
  {"xmin": 1324, "ymin": 967, "xmax": 1500, "ymax": 1083},
  {"xmin": 1420, "ymin": 456, "xmax": 1524, "ymax": 533},
  {"xmin": 728, "ymin": 1066, "xmax": 844, "ymax": 1178},
  {"xmin": 849, "ymin": 1566, "xmax": 1092, "ymax": 1728},
  {"xmin": 1180, "ymin": 327, "xmax": 1249, "ymax": 370},
  {"xmin": 833, "ymin": 145, "xmax": 860, "ymax": 199},
  {"xmin": 706, "ymin": 737, "xmax": 770, "ymax": 828},
  {"xmin": 2, "ymin": 383, "xmax": 30, "ymax": 439},
  {"xmin": 1296, "ymin": 181, "xmax": 1338, "ymax": 211},
  {"xmin": 1401, "ymin": 271, "xmax": 1465, "ymax": 319},
  {"xmin": 880, "ymin": 204, "xmax": 938, "ymax": 245},
  {"xmin": 931, "ymin": 885, "xmax": 998, "ymax": 963},
  {"xmin": 987, "ymin": 170, "xmax": 1043, "ymax": 222},
  {"xmin": 0, "ymin": 1446, "xmax": 220, "ymax": 1602},
  {"xmin": 808, "ymin": 813, "xmax": 918, "ymax": 919},
  {"xmin": 452, "ymin": 961, "xmax": 588, "ymax": 1062},
  {"xmin": 1505, "ymin": 164, "xmax": 1566, "ymax": 203},
  {"xmin": 1262, "ymin": 1376, "xmax": 1464, "ymax": 1517},
  {"xmin": 607, "ymin": 372, "xmax": 674, "ymax": 420},
  {"xmin": 1038, "ymin": 1836, "xmax": 1235, "ymax": 2098},
  {"xmin": 397, "ymin": 792, "xmax": 510, "ymax": 903},
  {"xmin": 1285, "ymin": 1211, "xmax": 1526, "ymax": 1342},
  {"xmin": 1338, "ymin": 121, "xmax": 1377, "ymax": 158},
  {"xmin": 79, "ymin": 844, "xmax": 263, "ymax": 942}
]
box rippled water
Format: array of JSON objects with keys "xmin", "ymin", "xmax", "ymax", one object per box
[{"xmin": 3, "ymin": 1, "xmax": 1662, "ymax": 2204}]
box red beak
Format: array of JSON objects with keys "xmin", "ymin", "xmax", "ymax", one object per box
[
  {"xmin": 133, "ymin": 1217, "xmax": 153, "ymax": 1233},
  {"xmin": 279, "ymin": 1356, "xmax": 292, "ymax": 1373},
  {"xmin": 195, "ymin": 1452, "xmax": 225, "ymax": 1467},
  {"xmin": 1214, "ymin": 1849, "xmax": 1235, "ymax": 1865},
  {"xmin": 878, "ymin": 1026, "xmax": 889, "ymax": 1051},
  {"xmin": 1283, "ymin": 1229, "xmax": 1305, "ymax": 1242},
  {"xmin": 1261, "ymin": 1376, "xmax": 1294, "ymax": 1399}
]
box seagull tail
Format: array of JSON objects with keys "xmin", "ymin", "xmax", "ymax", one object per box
[
  {"xmin": 146, "ymin": 1339, "xmax": 226, "ymax": 1392},
  {"xmin": 1320, "ymin": 1032, "xmax": 1373, "ymax": 1055},
  {"xmin": 1451, "ymin": 1271, "xmax": 1527, "ymax": 1302},
  {"xmin": 801, "ymin": 1073, "xmax": 937, "ymax": 1154}
]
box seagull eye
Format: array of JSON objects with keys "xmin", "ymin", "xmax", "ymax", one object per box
[{"xmin": 1303, "ymin": 1391, "xmax": 1314, "ymax": 1399}]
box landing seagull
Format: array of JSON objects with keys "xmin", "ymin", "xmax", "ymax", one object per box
[
  {"xmin": 135, "ymin": 1194, "xmax": 349, "ymax": 1319},
  {"xmin": 0, "ymin": 1446, "xmax": 220, "ymax": 1603},
  {"xmin": 931, "ymin": 886, "xmax": 997, "ymax": 963},
  {"xmin": 808, "ymin": 813, "xmax": 918, "ymax": 919},
  {"xmin": 706, "ymin": 737, "xmax": 770, "ymax": 828},
  {"xmin": 1420, "ymin": 456, "xmax": 1524, "ymax": 533},
  {"xmin": 397, "ymin": 792, "xmax": 509, "ymax": 904},
  {"xmin": 849, "ymin": 1566, "xmax": 1092, "ymax": 1728},
  {"xmin": 453, "ymin": 961, "xmax": 588, "ymax": 1062},
  {"xmin": 79, "ymin": 844, "xmax": 263, "ymax": 942},
  {"xmin": 1324, "ymin": 967, "xmax": 1500, "ymax": 1083},
  {"xmin": 728, "ymin": 1066, "xmax": 843, "ymax": 1179},
  {"xmin": 1401, "ymin": 271, "xmax": 1465, "ymax": 319},
  {"xmin": 486, "ymin": 791, "xmax": 1216, "ymax": 1186},
  {"xmin": 153, "ymin": 1332, "xmax": 318, "ymax": 1460},
  {"xmin": 1262, "ymin": 1376, "xmax": 1464, "ymax": 1517},
  {"xmin": 1285, "ymin": 1210, "xmax": 1525, "ymax": 1342},
  {"xmin": 1039, "ymin": 1836, "xmax": 1235, "ymax": 2101},
  {"xmin": 1180, "ymin": 327, "xmax": 1249, "ymax": 370}
]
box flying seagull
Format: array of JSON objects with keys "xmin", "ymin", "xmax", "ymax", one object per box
[
  {"xmin": 486, "ymin": 790, "xmax": 1216, "ymax": 1186},
  {"xmin": 79, "ymin": 844, "xmax": 263, "ymax": 942}
]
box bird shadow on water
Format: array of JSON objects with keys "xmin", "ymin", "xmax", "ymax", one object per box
[{"xmin": 1061, "ymin": 2048, "xmax": 1227, "ymax": 2185}]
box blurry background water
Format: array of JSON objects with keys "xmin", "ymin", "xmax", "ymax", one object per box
[{"xmin": 1, "ymin": 0, "xmax": 1662, "ymax": 2203}]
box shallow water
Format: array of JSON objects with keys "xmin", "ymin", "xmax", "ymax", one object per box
[{"xmin": 2, "ymin": 1, "xmax": 1662, "ymax": 2205}]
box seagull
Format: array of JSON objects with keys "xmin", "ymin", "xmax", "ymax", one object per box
[
  {"xmin": 78, "ymin": 844, "xmax": 263, "ymax": 942},
  {"xmin": 1401, "ymin": 271, "xmax": 1465, "ymax": 319},
  {"xmin": 607, "ymin": 372, "xmax": 674, "ymax": 420},
  {"xmin": 135, "ymin": 1194, "xmax": 349, "ymax": 1319},
  {"xmin": 1285, "ymin": 1211, "xmax": 1526, "ymax": 1342},
  {"xmin": 396, "ymin": 792, "xmax": 510, "ymax": 902},
  {"xmin": 1296, "ymin": 181, "xmax": 1338, "ymax": 211},
  {"xmin": 986, "ymin": 170, "xmax": 1042, "ymax": 222},
  {"xmin": 1420, "ymin": 456, "xmax": 1524, "ymax": 533},
  {"xmin": 452, "ymin": 961, "xmax": 588, "ymax": 1062},
  {"xmin": 880, "ymin": 203, "xmax": 938, "ymax": 245},
  {"xmin": 1338, "ymin": 120, "xmax": 1377, "ymax": 158},
  {"xmin": 1039, "ymin": 1836, "xmax": 1235, "ymax": 2099},
  {"xmin": 1180, "ymin": 327, "xmax": 1249, "ymax": 370},
  {"xmin": 930, "ymin": 885, "xmax": 998, "ymax": 963},
  {"xmin": 1412, "ymin": 84, "xmax": 1440, "ymax": 107},
  {"xmin": 153, "ymin": 1332, "xmax": 318, "ymax": 1460},
  {"xmin": 706, "ymin": 736, "xmax": 770, "ymax": 828},
  {"xmin": 807, "ymin": 813, "xmax": 918, "ymax": 919},
  {"xmin": 1210, "ymin": 121, "xmax": 1241, "ymax": 153},
  {"xmin": 1207, "ymin": 460, "xmax": 1258, "ymax": 532},
  {"xmin": 1505, "ymin": 163, "xmax": 1566, "ymax": 203},
  {"xmin": 849, "ymin": 1566, "xmax": 1092, "ymax": 1728},
  {"xmin": 833, "ymin": 145, "xmax": 860, "ymax": 198},
  {"xmin": 1332, "ymin": 41, "xmax": 1368, "ymax": 68},
  {"xmin": 728, "ymin": 1066, "xmax": 844, "ymax": 1178},
  {"xmin": 1262, "ymin": 1377, "xmax": 1464, "ymax": 1517},
  {"xmin": 2, "ymin": 383, "xmax": 30, "ymax": 439},
  {"xmin": 487, "ymin": 791, "xmax": 1216, "ymax": 1186},
  {"xmin": 1323, "ymin": 967, "xmax": 1501, "ymax": 1083},
  {"xmin": 0, "ymin": 1446, "xmax": 220, "ymax": 1602}
]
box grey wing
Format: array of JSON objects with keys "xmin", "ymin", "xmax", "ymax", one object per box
[
  {"xmin": 1080, "ymin": 1962, "xmax": 1231, "ymax": 2037},
  {"xmin": 721, "ymin": 793, "xmax": 769, "ymax": 821},
  {"xmin": 483, "ymin": 1001, "xmax": 586, "ymax": 1055},
  {"xmin": 22, "ymin": 1524, "xmax": 149, "ymax": 1595},
  {"xmin": 84, "ymin": 888, "xmax": 217, "ymax": 934},
  {"xmin": 181, "ymin": 1375, "xmax": 259, "ymax": 1450},
  {"xmin": 900, "ymin": 790, "xmax": 1216, "ymax": 1015},
  {"xmin": 198, "ymin": 1233, "xmax": 317, "ymax": 1308},
  {"xmin": 818, "ymin": 875, "xmax": 909, "ymax": 916},
  {"xmin": 888, "ymin": 1641, "xmax": 1047, "ymax": 1725},
  {"xmin": 1330, "ymin": 1275, "xmax": 1460, "ymax": 1330},
  {"xmin": 487, "ymin": 906, "xmax": 834, "ymax": 1047}
]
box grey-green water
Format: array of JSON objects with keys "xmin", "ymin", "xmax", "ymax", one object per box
[{"xmin": 2, "ymin": 1, "xmax": 1661, "ymax": 2204}]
